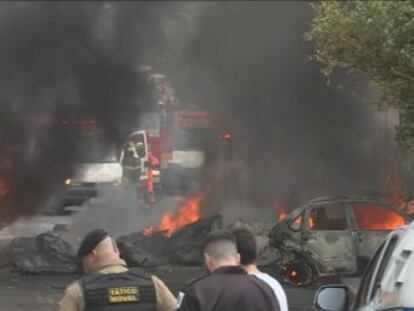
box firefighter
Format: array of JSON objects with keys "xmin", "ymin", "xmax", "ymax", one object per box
[
  {"xmin": 121, "ymin": 141, "xmax": 141, "ymax": 187},
  {"xmin": 55, "ymin": 229, "xmax": 177, "ymax": 311},
  {"xmin": 146, "ymin": 147, "xmax": 159, "ymax": 204}
]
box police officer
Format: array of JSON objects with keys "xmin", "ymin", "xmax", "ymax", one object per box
[
  {"xmin": 55, "ymin": 229, "xmax": 177, "ymax": 311},
  {"xmin": 177, "ymin": 231, "xmax": 280, "ymax": 311}
]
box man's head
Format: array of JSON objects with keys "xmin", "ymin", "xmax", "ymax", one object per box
[
  {"xmin": 77, "ymin": 229, "xmax": 120, "ymax": 273},
  {"xmin": 202, "ymin": 230, "xmax": 240, "ymax": 272},
  {"xmin": 232, "ymin": 228, "xmax": 257, "ymax": 266}
]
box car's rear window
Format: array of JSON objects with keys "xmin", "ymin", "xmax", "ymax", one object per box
[{"xmin": 352, "ymin": 203, "xmax": 405, "ymax": 231}]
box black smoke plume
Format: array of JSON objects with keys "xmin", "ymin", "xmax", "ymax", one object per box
[
  {"xmin": 0, "ymin": 1, "xmax": 406, "ymax": 227},
  {"xmin": 0, "ymin": 2, "xmax": 181, "ymax": 224},
  {"xmin": 172, "ymin": 2, "xmax": 403, "ymax": 208}
]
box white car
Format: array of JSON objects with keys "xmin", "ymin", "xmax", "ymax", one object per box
[{"xmin": 313, "ymin": 221, "xmax": 414, "ymax": 311}]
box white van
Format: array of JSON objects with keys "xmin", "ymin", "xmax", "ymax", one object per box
[
  {"xmin": 314, "ymin": 221, "xmax": 414, "ymax": 311},
  {"xmin": 62, "ymin": 135, "xmax": 123, "ymax": 206}
]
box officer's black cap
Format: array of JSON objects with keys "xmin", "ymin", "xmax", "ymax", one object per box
[{"xmin": 77, "ymin": 229, "xmax": 110, "ymax": 259}]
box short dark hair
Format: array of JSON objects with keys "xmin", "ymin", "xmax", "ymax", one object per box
[
  {"xmin": 203, "ymin": 230, "xmax": 238, "ymax": 260},
  {"xmin": 232, "ymin": 228, "xmax": 257, "ymax": 265}
]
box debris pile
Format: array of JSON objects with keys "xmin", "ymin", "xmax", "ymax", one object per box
[
  {"xmin": 118, "ymin": 215, "xmax": 223, "ymax": 266},
  {"xmin": 0, "ymin": 231, "xmax": 78, "ymax": 274},
  {"xmin": 0, "ymin": 215, "xmax": 280, "ymax": 275}
]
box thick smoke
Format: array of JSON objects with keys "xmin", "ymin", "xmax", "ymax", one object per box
[
  {"xmin": 0, "ymin": 1, "xmax": 405, "ymax": 228},
  {"xmin": 0, "ymin": 2, "xmax": 192, "ymax": 225},
  {"xmin": 172, "ymin": 2, "xmax": 402, "ymax": 208}
]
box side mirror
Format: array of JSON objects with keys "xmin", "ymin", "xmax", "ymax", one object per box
[{"xmin": 313, "ymin": 285, "xmax": 349, "ymax": 311}]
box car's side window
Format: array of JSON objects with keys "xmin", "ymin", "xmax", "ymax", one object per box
[
  {"xmin": 354, "ymin": 243, "xmax": 385, "ymax": 308},
  {"xmin": 309, "ymin": 203, "xmax": 347, "ymax": 230},
  {"xmin": 352, "ymin": 203, "xmax": 405, "ymax": 231}
]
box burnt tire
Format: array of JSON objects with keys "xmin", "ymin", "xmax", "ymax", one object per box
[{"xmin": 282, "ymin": 258, "xmax": 317, "ymax": 287}]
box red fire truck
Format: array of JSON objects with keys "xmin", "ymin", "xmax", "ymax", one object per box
[{"xmin": 120, "ymin": 71, "xmax": 218, "ymax": 197}]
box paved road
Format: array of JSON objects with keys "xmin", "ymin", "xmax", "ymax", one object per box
[
  {"xmin": 0, "ymin": 198, "xmax": 317, "ymax": 310},
  {"xmin": 0, "ymin": 267, "xmax": 316, "ymax": 311}
]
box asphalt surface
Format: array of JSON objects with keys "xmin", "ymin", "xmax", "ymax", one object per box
[
  {"xmin": 0, "ymin": 198, "xmax": 317, "ymax": 310},
  {"xmin": 0, "ymin": 267, "xmax": 316, "ymax": 311}
]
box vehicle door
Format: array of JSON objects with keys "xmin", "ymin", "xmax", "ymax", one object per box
[
  {"xmin": 353, "ymin": 235, "xmax": 399, "ymax": 311},
  {"xmin": 302, "ymin": 202, "xmax": 358, "ymax": 275},
  {"xmin": 353, "ymin": 242, "xmax": 385, "ymax": 311},
  {"xmin": 349, "ymin": 202, "xmax": 405, "ymax": 260}
]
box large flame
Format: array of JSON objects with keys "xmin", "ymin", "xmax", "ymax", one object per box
[
  {"xmin": 278, "ymin": 203, "xmax": 404, "ymax": 231},
  {"xmin": 353, "ymin": 203, "xmax": 405, "ymax": 230},
  {"xmin": 144, "ymin": 191, "xmax": 207, "ymax": 238}
]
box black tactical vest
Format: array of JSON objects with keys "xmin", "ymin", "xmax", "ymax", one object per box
[{"xmin": 81, "ymin": 270, "xmax": 157, "ymax": 311}]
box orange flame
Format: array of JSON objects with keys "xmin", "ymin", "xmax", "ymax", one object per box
[
  {"xmin": 278, "ymin": 209, "xmax": 288, "ymax": 221},
  {"xmin": 278, "ymin": 209, "xmax": 315, "ymax": 229},
  {"xmin": 144, "ymin": 191, "xmax": 207, "ymax": 238},
  {"xmin": 308, "ymin": 217, "xmax": 315, "ymax": 229},
  {"xmin": 353, "ymin": 203, "xmax": 405, "ymax": 230}
]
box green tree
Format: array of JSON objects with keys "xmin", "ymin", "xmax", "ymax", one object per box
[{"xmin": 306, "ymin": 1, "xmax": 414, "ymax": 149}]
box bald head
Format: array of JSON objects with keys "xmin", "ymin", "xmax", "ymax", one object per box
[{"xmin": 203, "ymin": 231, "xmax": 240, "ymax": 272}]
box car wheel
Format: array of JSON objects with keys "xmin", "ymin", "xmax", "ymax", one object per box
[{"xmin": 281, "ymin": 258, "xmax": 316, "ymax": 287}]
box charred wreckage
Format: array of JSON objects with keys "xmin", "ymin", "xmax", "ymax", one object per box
[
  {"xmin": 269, "ymin": 195, "xmax": 411, "ymax": 285},
  {"xmin": 0, "ymin": 194, "xmax": 411, "ymax": 289}
]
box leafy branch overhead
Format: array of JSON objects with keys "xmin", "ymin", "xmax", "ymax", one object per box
[{"xmin": 306, "ymin": 1, "xmax": 414, "ymax": 149}]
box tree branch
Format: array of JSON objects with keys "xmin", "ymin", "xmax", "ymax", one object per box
[{"xmin": 391, "ymin": 68, "xmax": 414, "ymax": 84}]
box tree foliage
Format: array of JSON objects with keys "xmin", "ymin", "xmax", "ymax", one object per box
[{"xmin": 306, "ymin": 1, "xmax": 414, "ymax": 149}]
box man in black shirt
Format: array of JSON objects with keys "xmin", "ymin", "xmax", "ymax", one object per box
[{"xmin": 178, "ymin": 231, "xmax": 280, "ymax": 311}]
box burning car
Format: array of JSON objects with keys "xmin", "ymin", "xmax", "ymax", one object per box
[{"xmin": 269, "ymin": 195, "xmax": 411, "ymax": 285}]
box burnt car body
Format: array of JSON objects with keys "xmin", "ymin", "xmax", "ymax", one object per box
[{"xmin": 269, "ymin": 195, "xmax": 411, "ymax": 284}]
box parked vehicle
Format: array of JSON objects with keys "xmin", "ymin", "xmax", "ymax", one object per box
[
  {"xmin": 314, "ymin": 221, "xmax": 414, "ymax": 311},
  {"xmin": 269, "ymin": 195, "xmax": 411, "ymax": 285},
  {"xmin": 61, "ymin": 123, "xmax": 123, "ymax": 207}
]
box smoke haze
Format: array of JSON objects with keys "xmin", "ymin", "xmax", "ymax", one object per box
[
  {"xmin": 0, "ymin": 2, "xmax": 195, "ymax": 224},
  {"xmin": 0, "ymin": 1, "xmax": 404, "ymax": 228},
  {"xmin": 173, "ymin": 2, "xmax": 402, "ymax": 208}
]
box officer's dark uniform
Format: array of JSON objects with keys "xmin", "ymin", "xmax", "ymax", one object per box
[
  {"xmin": 178, "ymin": 266, "xmax": 280, "ymax": 311},
  {"xmin": 81, "ymin": 270, "xmax": 156, "ymax": 311},
  {"xmin": 55, "ymin": 229, "xmax": 177, "ymax": 311}
]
